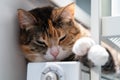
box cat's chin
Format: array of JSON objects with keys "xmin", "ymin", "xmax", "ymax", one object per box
[
  {"xmin": 43, "ymin": 57, "xmax": 62, "ymax": 62},
  {"xmin": 49, "ymin": 60, "xmax": 61, "ymax": 62}
]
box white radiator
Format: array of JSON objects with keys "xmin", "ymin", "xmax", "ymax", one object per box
[{"xmin": 27, "ymin": 62, "xmax": 81, "ymax": 80}]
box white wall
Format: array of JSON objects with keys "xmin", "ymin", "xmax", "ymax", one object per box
[
  {"xmin": 0, "ymin": 0, "xmax": 51, "ymax": 80},
  {"xmin": 112, "ymin": 0, "xmax": 120, "ymax": 16},
  {"xmin": 102, "ymin": 0, "xmax": 111, "ymax": 16},
  {"xmin": 76, "ymin": 0, "xmax": 91, "ymax": 15}
]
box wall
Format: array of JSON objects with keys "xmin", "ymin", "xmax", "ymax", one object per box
[
  {"xmin": 0, "ymin": 0, "xmax": 51, "ymax": 80},
  {"xmin": 76, "ymin": 0, "xmax": 91, "ymax": 15},
  {"xmin": 102, "ymin": 0, "xmax": 111, "ymax": 16},
  {"xmin": 112, "ymin": 0, "xmax": 120, "ymax": 16}
]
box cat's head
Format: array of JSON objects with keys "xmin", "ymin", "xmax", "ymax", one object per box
[{"xmin": 17, "ymin": 3, "xmax": 80, "ymax": 62}]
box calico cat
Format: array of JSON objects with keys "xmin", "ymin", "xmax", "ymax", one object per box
[{"xmin": 17, "ymin": 3, "xmax": 120, "ymax": 73}]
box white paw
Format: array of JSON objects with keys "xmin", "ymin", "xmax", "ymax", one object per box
[
  {"xmin": 116, "ymin": 66, "xmax": 120, "ymax": 74},
  {"xmin": 72, "ymin": 37, "xmax": 96, "ymax": 56},
  {"xmin": 88, "ymin": 45, "xmax": 109, "ymax": 66}
]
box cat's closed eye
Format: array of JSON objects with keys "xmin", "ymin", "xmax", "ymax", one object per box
[
  {"xmin": 59, "ymin": 35, "xmax": 67, "ymax": 42},
  {"xmin": 34, "ymin": 40, "xmax": 47, "ymax": 47}
]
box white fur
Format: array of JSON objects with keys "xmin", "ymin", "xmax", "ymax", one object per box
[
  {"xmin": 44, "ymin": 48, "xmax": 54, "ymax": 61},
  {"xmin": 72, "ymin": 37, "xmax": 96, "ymax": 56},
  {"xmin": 116, "ymin": 66, "xmax": 120, "ymax": 74},
  {"xmin": 88, "ymin": 45, "xmax": 109, "ymax": 66}
]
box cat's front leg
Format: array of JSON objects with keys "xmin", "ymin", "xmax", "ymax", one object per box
[
  {"xmin": 72, "ymin": 37, "xmax": 109, "ymax": 66},
  {"xmin": 72, "ymin": 37, "xmax": 96, "ymax": 56}
]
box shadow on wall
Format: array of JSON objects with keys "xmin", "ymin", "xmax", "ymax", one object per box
[{"xmin": 0, "ymin": 0, "xmax": 52, "ymax": 80}]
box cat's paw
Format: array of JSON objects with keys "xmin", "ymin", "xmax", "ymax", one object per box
[
  {"xmin": 88, "ymin": 45, "xmax": 109, "ymax": 66},
  {"xmin": 72, "ymin": 37, "xmax": 96, "ymax": 56}
]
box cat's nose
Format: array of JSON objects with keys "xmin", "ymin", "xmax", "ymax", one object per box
[
  {"xmin": 51, "ymin": 51, "xmax": 59, "ymax": 58},
  {"xmin": 50, "ymin": 46, "xmax": 59, "ymax": 58}
]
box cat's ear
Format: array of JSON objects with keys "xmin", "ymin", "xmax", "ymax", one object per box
[
  {"xmin": 60, "ymin": 2, "xmax": 75, "ymax": 19},
  {"xmin": 17, "ymin": 9, "xmax": 36, "ymax": 29}
]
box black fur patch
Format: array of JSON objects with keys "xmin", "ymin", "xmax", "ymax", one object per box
[
  {"xmin": 102, "ymin": 48, "xmax": 116, "ymax": 73},
  {"xmin": 29, "ymin": 7, "xmax": 54, "ymax": 33}
]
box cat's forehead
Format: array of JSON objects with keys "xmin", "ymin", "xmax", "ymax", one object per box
[
  {"xmin": 39, "ymin": 20, "xmax": 64, "ymax": 37},
  {"xmin": 28, "ymin": 5, "xmax": 75, "ymax": 38}
]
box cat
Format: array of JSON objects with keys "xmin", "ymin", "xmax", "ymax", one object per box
[{"xmin": 17, "ymin": 3, "xmax": 120, "ymax": 74}]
